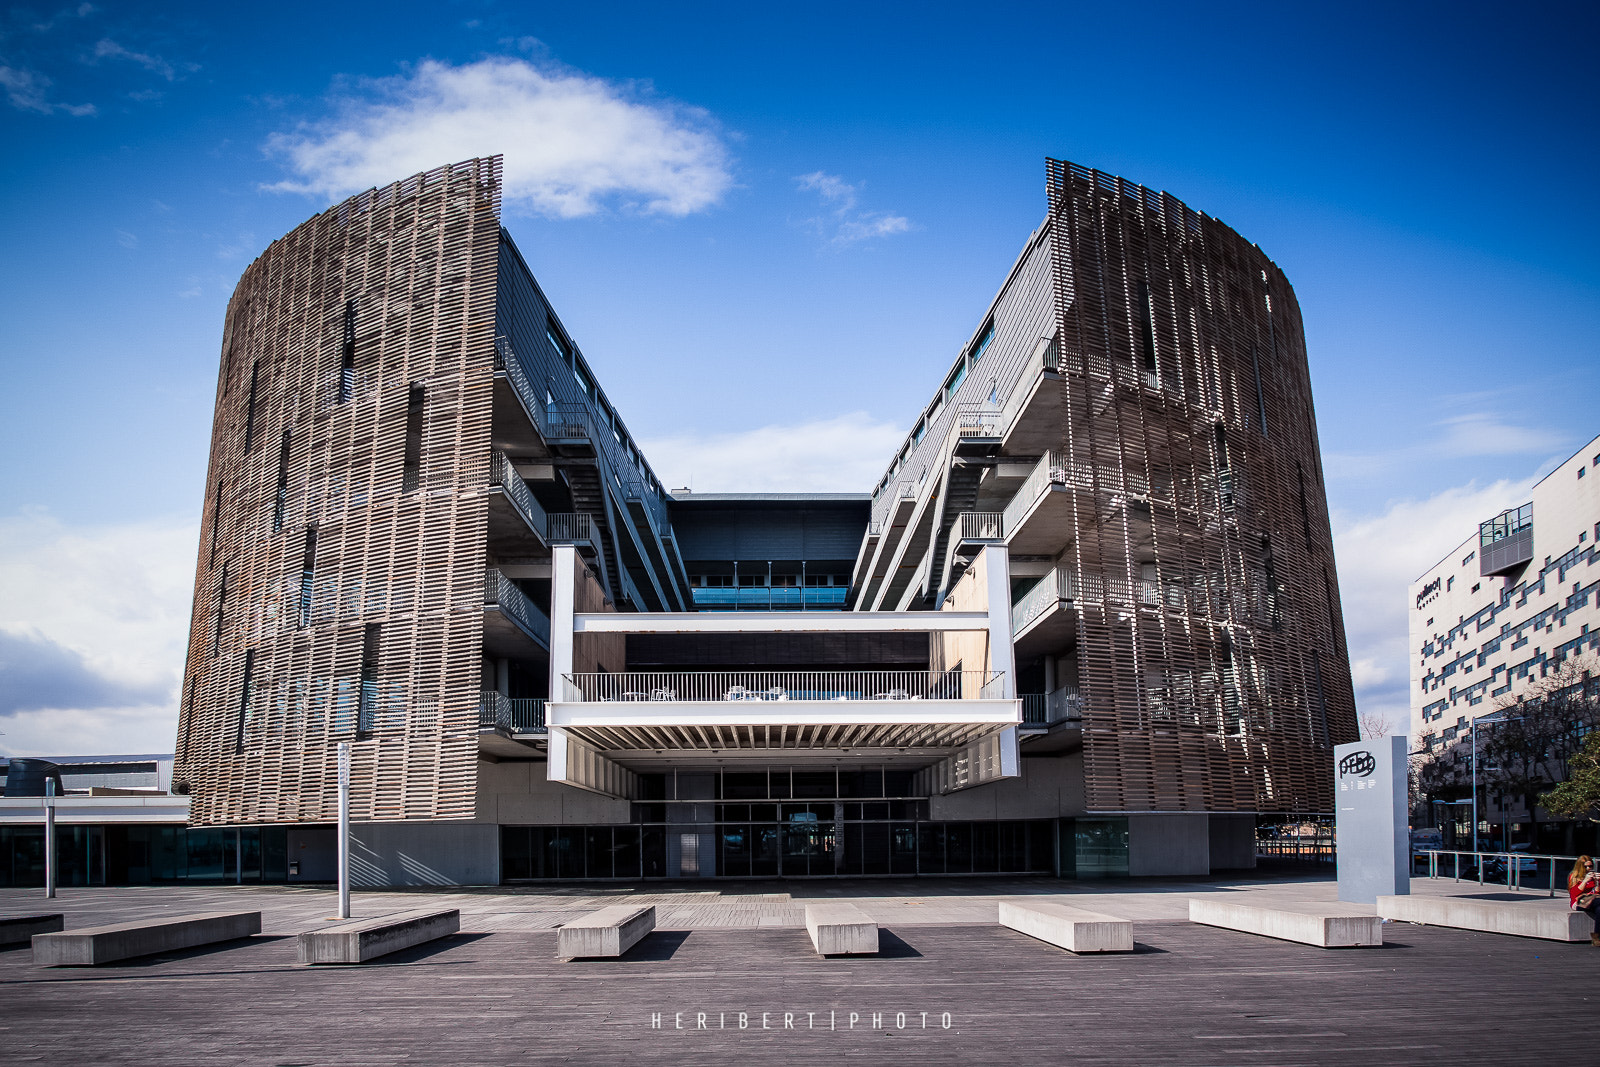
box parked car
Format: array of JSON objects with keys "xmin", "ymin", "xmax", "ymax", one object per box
[{"xmin": 1484, "ymin": 845, "xmax": 1540, "ymax": 876}]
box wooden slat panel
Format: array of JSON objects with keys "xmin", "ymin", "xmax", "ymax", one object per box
[{"xmin": 174, "ymin": 157, "xmax": 504, "ymax": 826}]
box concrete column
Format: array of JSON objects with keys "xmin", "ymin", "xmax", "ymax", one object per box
[
  {"xmin": 982, "ymin": 545, "xmax": 1015, "ymax": 697},
  {"xmin": 549, "ymin": 545, "xmax": 576, "ymax": 701},
  {"xmin": 496, "ymin": 658, "xmax": 509, "ymax": 697}
]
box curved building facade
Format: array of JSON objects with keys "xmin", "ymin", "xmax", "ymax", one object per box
[
  {"xmin": 855, "ymin": 160, "xmax": 1356, "ymax": 817},
  {"xmin": 171, "ymin": 155, "xmax": 1352, "ymax": 884}
]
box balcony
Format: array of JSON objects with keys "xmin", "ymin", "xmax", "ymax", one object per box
[
  {"xmin": 483, "ymin": 567, "xmax": 551, "ymax": 656},
  {"xmin": 487, "ymin": 450, "xmax": 549, "ymax": 554},
  {"xmin": 546, "ymin": 512, "xmax": 601, "ymax": 557},
  {"xmin": 1020, "ymin": 687, "xmax": 1084, "ymax": 726},
  {"xmin": 478, "ymin": 691, "xmax": 547, "ymax": 733},
  {"xmin": 1011, "ymin": 567, "xmax": 1078, "ymax": 655},
  {"xmin": 690, "ymin": 586, "xmax": 850, "ymax": 611},
  {"xmin": 551, "ymin": 670, "xmax": 1015, "ymax": 768},
  {"xmin": 492, "ymin": 336, "xmax": 594, "ymax": 454},
  {"xmin": 996, "ymin": 335, "xmax": 1065, "ymax": 456},
  {"xmin": 1480, "ymin": 502, "xmax": 1533, "ymax": 576},
  {"xmin": 1001, "ymin": 452, "xmax": 1076, "ymax": 555}
]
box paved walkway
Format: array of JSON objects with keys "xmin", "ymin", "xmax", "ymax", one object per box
[{"xmin": 0, "ymin": 870, "xmax": 1578, "ymax": 933}]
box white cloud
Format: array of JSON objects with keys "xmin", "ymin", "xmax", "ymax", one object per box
[
  {"xmin": 641, "ymin": 413, "xmax": 906, "ymax": 494},
  {"xmin": 91, "ymin": 37, "xmax": 174, "ymax": 80},
  {"xmin": 1330, "ymin": 476, "xmax": 1536, "ymax": 739},
  {"xmin": 265, "ymin": 57, "xmax": 734, "ymax": 219},
  {"xmin": 795, "ymin": 170, "xmax": 912, "ymax": 246},
  {"xmin": 1325, "ymin": 411, "xmax": 1565, "ymax": 480},
  {"xmin": 0, "ymin": 64, "xmax": 95, "ymax": 115},
  {"xmin": 0, "ymin": 510, "xmax": 196, "ymax": 757}
]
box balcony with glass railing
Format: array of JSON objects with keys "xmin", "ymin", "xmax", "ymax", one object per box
[{"xmin": 561, "ymin": 669, "xmax": 1001, "ymax": 704}]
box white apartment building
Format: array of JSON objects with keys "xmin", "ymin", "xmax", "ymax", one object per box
[{"xmin": 1410, "ymin": 433, "xmax": 1600, "ymax": 758}]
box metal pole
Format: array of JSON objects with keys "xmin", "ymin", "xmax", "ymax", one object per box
[
  {"xmin": 1471, "ymin": 718, "xmax": 1479, "ymax": 856},
  {"xmin": 337, "ymin": 741, "xmax": 351, "ymax": 920},
  {"xmin": 43, "ymin": 778, "xmax": 56, "ymax": 899}
]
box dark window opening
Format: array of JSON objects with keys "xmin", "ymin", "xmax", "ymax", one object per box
[
  {"xmin": 1295, "ymin": 461, "xmax": 1315, "ymax": 552},
  {"xmin": 970, "ymin": 318, "xmax": 994, "ymax": 362},
  {"xmin": 272, "ymin": 430, "xmax": 291, "ymax": 532},
  {"xmin": 298, "ymin": 527, "xmax": 318, "ymax": 629},
  {"xmin": 402, "ymin": 384, "xmax": 425, "ymax": 491},
  {"xmin": 243, "ymin": 360, "xmax": 260, "ymax": 451},
  {"xmin": 337, "ymin": 299, "xmax": 356, "ymax": 404},
  {"xmin": 235, "ymin": 649, "xmax": 254, "ymax": 754},
  {"xmin": 1322, "ymin": 567, "xmax": 1342, "ymax": 655},
  {"xmin": 1250, "ymin": 344, "xmax": 1268, "ymax": 437},
  {"xmin": 212, "ymin": 563, "xmax": 228, "ymax": 657},
  {"xmin": 357, "ymin": 623, "xmax": 381, "ymax": 738},
  {"xmin": 1136, "ymin": 279, "xmax": 1157, "ymax": 376},
  {"xmin": 209, "ymin": 481, "xmax": 224, "ymax": 567},
  {"xmin": 546, "ymin": 317, "xmax": 571, "ymax": 364}
]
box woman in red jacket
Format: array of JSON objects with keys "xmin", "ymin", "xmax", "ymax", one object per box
[{"xmin": 1570, "ymin": 855, "xmax": 1599, "ymax": 946}]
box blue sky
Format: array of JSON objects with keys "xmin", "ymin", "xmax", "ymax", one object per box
[{"xmin": 2, "ymin": 0, "xmax": 1597, "ymax": 754}]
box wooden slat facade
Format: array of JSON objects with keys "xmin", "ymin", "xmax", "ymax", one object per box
[
  {"xmin": 1045, "ymin": 159, "xmax": 1356, "ymax": 815},
  {"xmin": 174, "ymin": 157, "xmax": 504, "ymax": 826}
]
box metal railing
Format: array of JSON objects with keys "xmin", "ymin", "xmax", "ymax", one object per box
[
  {"xmin": 1012, "ymin": 567, "xmax": 1077, "ymax": 635},
  {"xmin": 1419, "ymin": 849, "xmax": 1587, "ymax": 898},
  {"xmin": 690, "ymin": 586, "xmax": 850, "ymax": 611},
  {"xmin": 478, "ymin": 691, "xmax": 547, "ymax": 732},
  {"xmin": 1021, "ymin": 687, "xmax": 1083, "ymax": 725},
  {"xmin": 1002, "ymin": 451, "xmax": 1066, "ymax": 536},
  {"xmin": 489, "ymin": 450, "xmax": 549, "ymax": 542},
  {"xmin": 955, "ymin": 405, "xmax": 1001, "ymax": 439},
  {"xmin": 560, "ymin": 670, "xmax": 1004, "ymax": 703},
  {"xmin": 546, "ymin": 512, "xmax": 599, "ymax": 548},
  {"xmin": 957, "ymin": 512, "xmax": 1005, "ymax": 541},
  {"xmin": 484, "ymin": 568, "xmax": 551, "ymax": 647}
]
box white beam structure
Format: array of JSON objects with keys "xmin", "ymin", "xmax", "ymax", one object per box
[
  {"xmin": 571, "ymin": 611, "xmax": 990, "ymax": 634},
  {"xmin": 547, "ymin": 729, "xmax": 640, "ymax": 799},
  {"xmin": 916, "ymin": 726, "xmax": 1020, "ymax": 794}
]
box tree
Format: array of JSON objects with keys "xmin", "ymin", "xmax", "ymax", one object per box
[
  {"xmin": 1541, "ymin": 730, "xmax": 1600, "ymax": 823},
  {"xmin": 1358, "ymin": 711, "xmax": 1392, "ymax": 740},
  {"xmin": 1478, "ymin": 657, "xmax": 1600, "ymax": 844}
]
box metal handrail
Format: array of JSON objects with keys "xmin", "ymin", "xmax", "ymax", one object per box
[
  {"xmin": 484, "ymin": 568, "xmax": 551, "ymax": 647},
  {"xmin": 957, "ymin": 512, "xmax": 1004, "ymax": 541},
  {"xmin": 1011, "ymin": 567, "xmax": 1077, "ymax": 634},
  {"xmin": 560, "ymin": 670, "xmax": 1004, "ymax": 703},
  {"xmin": 547, "ymin": 512, "xmax": 599, "ymax": 547},
  {"xmin": 1002, "ymin": 451, "xmax": 1066, "ymax": 536},
  {"xmin": 478, "ymin": 691, "xmax": 547, "ymax": 732},
  {"xmin": 1419, "ymin": 848, "xmax": 1588, "ymax": 898},
  {"xmin": 489, "ymin": 450, "xmax": 548, "ymax": 542},
  {"xmin": 1020, "ymin": 687, "xmax": 1083, "ymax": 725}
]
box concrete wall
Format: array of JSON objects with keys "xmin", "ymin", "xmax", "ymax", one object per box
[
  {"xmin": 476, "ymin": 757, "xmax": 631, "ymax": 824},
  {"xmin": 349, "ymin": 821, "xmax": 498, "ymax": 887},
  {"xmin": 1208, "ymin": 813, "xmax": 1258, "ymax": 871},
  {"xmin": 1127, "ymin": 813, "xmax": 1210, "ymax": 876},
  {"xmin": 928, "ymin": 753, "xmax": 1084, "ymax": 820}
]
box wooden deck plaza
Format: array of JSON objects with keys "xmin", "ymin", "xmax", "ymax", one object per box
[{"xmin": 0, "ymin": 876, "xmax": 1591, "ymax": 1064}]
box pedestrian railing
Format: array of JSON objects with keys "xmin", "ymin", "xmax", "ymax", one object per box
[{"xmin": 1418, "ymin": 849, "xmax": 1586, "ymax": 898}]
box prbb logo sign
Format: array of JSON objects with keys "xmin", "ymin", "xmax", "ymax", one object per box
[{"xmin": 1339, "ymin": 750, "xmax": 1375, "ymax": 778}]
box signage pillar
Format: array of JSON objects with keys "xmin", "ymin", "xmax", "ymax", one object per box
[
  {"xmin": 1334, "ymin": 735, "xmax": 1409, "ymax": 904},
  {"xmin": 337, "ymin": 741, "xmax": 351, "ymax": 920}
]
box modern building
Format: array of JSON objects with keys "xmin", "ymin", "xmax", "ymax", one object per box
[
  {"xmin": 1408, "ymin": 434, "xmax": 1600, "ymax": 840},
  {"xmin": 156, "ymin": 155, "xmax": 1355, "ymax": 887}
]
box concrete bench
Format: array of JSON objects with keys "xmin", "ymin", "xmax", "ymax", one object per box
[
  {"xmin": 1377, "ymin": 894, "xmax": 1589, "ymax": 942},
  {"xmin": 2, "ymin": 914, "xmax": 63, "ymax": 947},
  {"xmin": 1188, "ymin": 899, "xmax": 1382, "ymax": 948},
  {"xmin": 999, "ymin": 900, "xmax": 1133, "ymax": 953},
  {"xmin": 297, "ymin": 908, "xmax": 460, "ymax": 964},
  {"xmin": 557, "ymin": 905, "xmax": 655, "ymax": 960},
  {"xmin": 805, "ymin": 903, "xmax": 878, "ymax": 956},
  {"xmin": 32, "ymin": 911, "xmax": 260, "ymax": 966}
]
